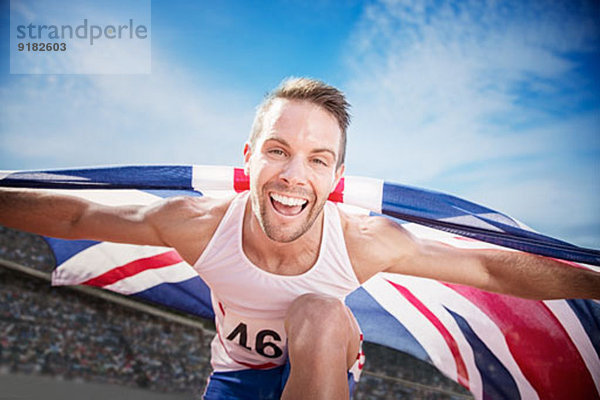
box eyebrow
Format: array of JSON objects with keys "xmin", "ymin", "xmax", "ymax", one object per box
[{"xmin": 263, "ymin": 136, "xmax": 337, "ymax": 159}]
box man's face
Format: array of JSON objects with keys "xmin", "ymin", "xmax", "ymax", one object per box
[{"xmin": 244, "ymin": 98, "xmax": 344, "ymax": 243}]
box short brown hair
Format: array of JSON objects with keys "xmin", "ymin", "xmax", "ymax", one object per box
[{"xmin": 248, "ymin": 77, "xmax": 350, "ymax": 168}]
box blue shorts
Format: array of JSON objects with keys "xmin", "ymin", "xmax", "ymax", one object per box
[{"xmin": 203, "ymin": 361, "xmax": 358, "ymax": 399}]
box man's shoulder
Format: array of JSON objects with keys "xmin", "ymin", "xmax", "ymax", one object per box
[
  {"xmin": 339, "ymin": 209, "xmax": 407, "ymax": 242},
  {"xmin": 159, "ymin": 194, "xmax": 233, "ymax": 215},
  {"xmin": 338, "ymin": 209, "xmax": 414, "ymax": 282},
  {"xmin": 150, "ymin": 194, "xmax": 236, "ymax": 265}
]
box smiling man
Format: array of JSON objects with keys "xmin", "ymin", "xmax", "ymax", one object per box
[
  {"xmin": 244, "ymin": 93, "xmax": 344, "ymax": 244},
  {"xmin": 1, "ymin": 77, "xmax": 599, "ymax": 400}
]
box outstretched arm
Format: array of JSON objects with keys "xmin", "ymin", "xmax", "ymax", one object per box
[
  {"xmin": 392, "ymin": 236, "xmax": 599, "ymax": 299},
  {"xmin": 0, "ymin": 188, "xmax": 165, "ymax": 245},
  {"xmin": 0, "ymin": 188, "xmax": 226, "ymax": 265},
  {"xmin": 348, "ymin": 215, "xmax": 600, "ymax": 300}
]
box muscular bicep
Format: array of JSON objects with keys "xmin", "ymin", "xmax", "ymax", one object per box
[
  {"xmin": 351, "ymin": 215, "xmax": 600, "ymax": 299},
  {"xmin": 72, "ymin": 195, "xmax": 217, "ymax": 251},
  {"xmin": 69, "ymin": 200, "xmax": 167, "ymax": 246},
  {"xmin": 2, "ymin": 189, "xmax": 227, "ymax": 265},
  {"xmin": 385, "ymin": 235, "xmax": 490, "ymax": 289},
  {"xmin": 0, "ymin": 189, "xmax": 162, "ymax": 245},
  {"xmin": 57, "ymin": 194, "xmax": 230, "ymax": 266},
  {"xmin": 391, "ymin": 236, "xmax": 600, "ymax": 299},
  {"xmin": 349, "ymin": 215, "xmax": 489, "ymax": 288}
]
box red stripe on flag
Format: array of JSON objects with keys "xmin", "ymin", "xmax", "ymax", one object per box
[
  {"xmin": 82, "ymin": 250, "xmax": 183, "ymax": 287},
  {"xmin": 452, "ymin": 236, "xmax": 480, "ymax": 242},
  {"xmin": 445, "ymin": 283, "xmax": 599, "ymax": 400},
  {"xmin": 387, "ymin": 280, "xmax": 470, "ymax": 389},
  {"xmin": 233, "ymin": 168, "xmax": 344, "ymax": 201},
  {"xmin": 328, "ymin": 177, "xmax": 344, "ymax": 203},
  {"xmin": 358, "ymin": 357, "xmax": 365, "ymax": 370},
  {"xmin": 234, "ymin": 168, "xmax": 249, "ymax": 192}
]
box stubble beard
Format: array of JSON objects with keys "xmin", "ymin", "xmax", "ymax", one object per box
[{"xmin": 251, "ymin": 186, "xmax": 327, "ymax": 243}]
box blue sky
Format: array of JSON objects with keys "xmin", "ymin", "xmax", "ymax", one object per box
[{"xmin": 1, "ymin": 0, "xmax": 599, "ymax": 248}]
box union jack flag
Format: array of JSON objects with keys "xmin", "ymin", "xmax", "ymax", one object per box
[{"xmin": 2, "ymin": 165, "xmax": 599, "ymax": 400}]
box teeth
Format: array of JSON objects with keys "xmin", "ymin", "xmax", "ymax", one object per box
[{"xmin": 270, "ymin": 193, "xmax": 308, "ymax": 207}]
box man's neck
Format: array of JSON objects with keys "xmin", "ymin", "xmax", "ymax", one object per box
[{"xmin": 241, "ymin": 201, "xmax": 324, "ymax": 276}]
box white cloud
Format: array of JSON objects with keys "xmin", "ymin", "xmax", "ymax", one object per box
[
  {"xmin": 0, "ymin": 52, "xmax": 255, "ymax": 170},
  {"xmin": 3, "ymin": 2, "xmax": 257, "ymax": 167},
  {"xmin": 343, "ymin": 0, "xmax": 599, "ymax": 247}
]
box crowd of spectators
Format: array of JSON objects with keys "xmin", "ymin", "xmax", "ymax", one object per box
[
  {"xmin": 0, "ymin": 226, "xmax": 471, "ymax": 399},
  {"xmin": 0, "ymin": 226, "xmax": 54, "ymax": 272},
  {"xmin": 359, "ymin": 343, "xmax": 469, "ymax": 399},
  {"xmin": 1, "ymin": 267, "xmax": 212, "ymax": 397}
]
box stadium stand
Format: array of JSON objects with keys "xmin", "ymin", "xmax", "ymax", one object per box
[{"xmin": 0, "ymin": 226, "xmax": 472, "ymax": 399}]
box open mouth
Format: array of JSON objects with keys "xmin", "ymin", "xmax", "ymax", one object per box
[{"xmin": 269, "ymin": 192, "xmax": 309, "ymax": 217}]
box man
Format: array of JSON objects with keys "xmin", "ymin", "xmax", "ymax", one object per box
[{"xmin": 1, "ymin": 77, "xmax": 599, "ymax": 400}]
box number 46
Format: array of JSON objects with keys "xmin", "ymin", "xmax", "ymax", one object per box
[{"xmin": 226, "ymin": 322, "xmax": 283, "ymax": 359}]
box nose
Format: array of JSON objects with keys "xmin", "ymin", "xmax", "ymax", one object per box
[{"xmin": 280, "ymin": 156, "xmax": 308, "ymax": 187}]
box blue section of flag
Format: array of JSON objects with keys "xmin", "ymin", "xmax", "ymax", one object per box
[
  {"xmin": 381, "ymin": 182, "xmax": 600, "ymax": 266},
  {"xmin": 346, "ymin": 287, "xmax": 430, "ymax": 363},
  {"xmin": 446, "ymin": 308, "xmax": 521, "ymax": 400},
  {"xmin": 43, "ymin": 237, "xmax": 99, "ymax": 265},
  {"xmin": 132, "ymin": 276, "xmax": 215, "ymax": 320},
  {"xmin": 2, "ymin": 165, "xmax": 195, "ymax": 190},
  {"xmin": 567, "ymin": 299, "xmax": 600, "ymax": 361},
  {"xmin": 381, "ymin": 182, "xmax": 517, "ymax": 225},
  {"xmin": 142, "ymin": 189, "xmax": 204, "ymax": 198}
]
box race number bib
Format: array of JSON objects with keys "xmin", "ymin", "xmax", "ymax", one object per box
[{"xmin": 218, "ymin": 304, "xmax": 288, "ymax": 367}]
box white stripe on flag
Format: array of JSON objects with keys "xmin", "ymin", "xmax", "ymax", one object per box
[
  {"xmin": 192, "ymin": 165, "xmax": 236, "ymax": 192},
  {"xmin": 582, "ymin": 263, "xmax": 600, "ymax": 273},
  {"xmin": 337, "ymin": 203, "xmax": 371, "ymax": 216},
  {"xmin": 46, "ymin": 189, "xmax": 160, "ymax": 206},
  {"xmin": 52, "ymin": 243, "xmax": 174, "ymax": 286},
  {"xmin": 343, "ymin": 176, "xmax": 383, "ymax": 213},
  {"xmin": 0, "ymin": 171, "xmax": 12, "ymax": 180},
  {"xmin": 403, "ymin": 223, "xmax": 512, "ymax": 251},
  {"xmin": 199, "ymin": 190, "xmax": 239, "ymax": 198},
  {"xmin": 103, "ymin": 261, "xmax": 198, "ymax": 295},
  {"xmin": 362, "ymin": 275, "xmax": 459, "ymax": 382},
  {"xmin": 440, "ymin": 214, "xmax": 504, "ymax": 232}
]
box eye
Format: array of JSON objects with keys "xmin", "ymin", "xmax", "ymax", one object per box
[
  {"xmin": 311, "ymin": 158, "xmax": 327, "ymax": 166},
  {"xmin": 267, "ymin": 148, "xmax": 286, "ymax": 157}
]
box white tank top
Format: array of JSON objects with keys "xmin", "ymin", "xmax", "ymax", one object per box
[{"xmin": 193, "ymin": 191, "xmax": 360, "ymax": 372}]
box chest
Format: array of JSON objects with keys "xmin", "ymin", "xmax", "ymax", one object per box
[{"xmin": 242, "ymin": 248, "xmax": 320, "ymax": 276}]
